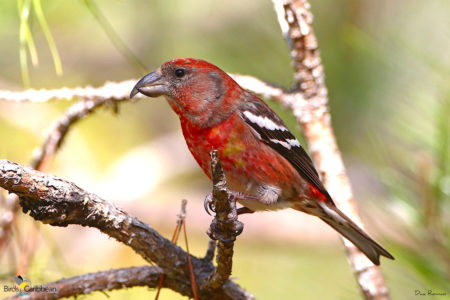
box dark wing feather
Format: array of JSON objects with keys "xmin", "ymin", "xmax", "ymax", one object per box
[{"xmin": 240, "ymin": 98, "xmax": 331, "ymax": 200}]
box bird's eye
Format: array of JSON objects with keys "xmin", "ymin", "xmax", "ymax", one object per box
[{"xmin": 175, "ymin": 69, "xmax": 185, "ymax": 78}]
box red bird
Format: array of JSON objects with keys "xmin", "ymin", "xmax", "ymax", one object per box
[{"xmin": 130, "ymin": 58, "xmax": 394, "ymax": 265}]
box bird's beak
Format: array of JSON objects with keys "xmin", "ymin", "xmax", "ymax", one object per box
[{"xmin": 130, "ymin": 69, "xmax": 168, "ymax": 99}]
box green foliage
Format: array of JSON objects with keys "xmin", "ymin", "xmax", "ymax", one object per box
[{"xmin": 17, "ymin": 0, "xmax": 62, "ymax": 87}]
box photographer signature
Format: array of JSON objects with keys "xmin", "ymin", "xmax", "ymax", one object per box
[{"xmin": 415, "ymin": 289, "xmax": 447, "ymax": 296}]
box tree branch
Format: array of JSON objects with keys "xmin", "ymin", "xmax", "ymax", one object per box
[
  {"xmin": 0, "ymin": 159, "xmax": 255, "ymax": 300},
  {"xmin": 6, "ymin": 266, "xmax": 167, "ymax": 300},
  {"xmin": 0, "ymin": 80, "xmax": 136, "ymax": 103},
  {"xmin": 272, "ymin": 0, "xmax": 391, "ymax": 299},
  {"xmin": 202, "ymin": 151, "xmax": 243, "ymax": 290},
  {"xmin": 203, "ymin": 239, "xmax": 217, "ymax": 262},
  {"xmin": 0, "ymin": 76, "xmax": 282, "ymax": 105}
]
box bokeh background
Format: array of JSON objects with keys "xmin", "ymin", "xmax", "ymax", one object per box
[{"xmin": 0, "ymin": 0, "xmax": 449, "ymax": 299}]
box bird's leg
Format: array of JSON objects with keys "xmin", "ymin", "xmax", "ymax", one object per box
[
  {"xmin": 236, "ymin": 207, "xmax": 255, "ymax": 215},
  {"xmin": 228, "ymin": 191, "xmax": 258, "ymax": 215},
  {"xmin": 205, "ymin": 191, "xmax": 256, "ymax": 216},
  {"xmin": 228, "ymin": 191, "xmax": 259, "ymax": 201}
]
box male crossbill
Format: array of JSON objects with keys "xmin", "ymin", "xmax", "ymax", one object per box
[{"xmin": 131, "ymin": 58, "xmax": 394, "ymax": 265}]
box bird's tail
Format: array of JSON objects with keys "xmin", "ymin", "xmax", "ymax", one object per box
[{"xmin": 316, "ymin": 201, "xmax": 394, "ymax": 265}]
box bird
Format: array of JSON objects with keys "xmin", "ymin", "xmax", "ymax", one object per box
[{"xmin": 130, "ymin": 58, "xmax": 394, "ymax": 265}]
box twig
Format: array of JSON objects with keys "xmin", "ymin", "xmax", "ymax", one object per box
[
  {"xmin": 272, "ymin": 0, "xmax": 391, "ymax": 299},
  {"xmin": 0, "ymin": 80, "xmax": 137, "ymax": 103},
  {"xmin": 155, "ymin": 199, "xmax": 187, "ymax": 300},
  {"xmin": 182, "ymin": 216, "xmax": 199, "ymax": 300},
  {"xmin": 202, "ymin": 151, "xmax": 243, "ymax": 290},
  {"xmin": 204, "ymin": 239, "xmax": 217, "ymax": 262},
  {"xmin": 230, "ymin": 74, "xmax": 291, "ymax": 104},
  {"xmin": 0, "ymin": 159, "xmax": 255, "ymax": 300},
  {"xmin": 5, "ymin": 266, "xmax": 165, "ymax": 300}
]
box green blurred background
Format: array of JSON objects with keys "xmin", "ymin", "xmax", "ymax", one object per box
[{"xmin": 0, "ymin": 0, "xmax": 449, "ymax": 299}]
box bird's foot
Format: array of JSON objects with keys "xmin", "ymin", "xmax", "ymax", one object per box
[
  {"xmin": 205, "ymin": 191, "xmax": 256, "ymax": 216},
  {"xmin": 207, "ymin": 218, "xmax": 244, "ymax": 242},
  {"xmin": 205, "ymin": 191, "xmax": 245, "ymax": 242},
  {"xmin": 204, "ymin": 192, "xmax": 216, "ymax": 216}
]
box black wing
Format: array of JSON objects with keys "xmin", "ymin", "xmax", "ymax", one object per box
[{"xmin": 240, "ymin": 98, "xmax": 331, "ymax": 200}]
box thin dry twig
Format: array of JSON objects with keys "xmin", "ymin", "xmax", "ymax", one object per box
[
  {"xmin": 272, "ymin": 0, "xmax": 391, "ymax": 299},
  {"xmin": 155, "ymin": 199, "xmax": 189, "ymax": 300},
  {"xmin": 182, "ymin": 217, "xmax": 199, "ymax": 300},
  {"xmin": 202, "ymin": 151, "xmax": 243, "ymax": 290},
  {"xmin": 0, "ymin": 159, "xmax": 255, "ymax": 300}
]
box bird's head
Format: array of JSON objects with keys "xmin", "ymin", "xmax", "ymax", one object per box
[{"xmin": 130, "ymin": 58, "xmax": 242, "ymax": 127}]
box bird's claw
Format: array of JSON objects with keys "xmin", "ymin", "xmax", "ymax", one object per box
[
  {"xmin": 207, "ymin": 219, "xmax": 244, "ymax": 242},
  {"xmin": 204, "ymin": 193, "xmax": 216, "ymax": 216},
  {"xmin": 233, "ymin": 220, "xmax": 244, "ymax": 236}
]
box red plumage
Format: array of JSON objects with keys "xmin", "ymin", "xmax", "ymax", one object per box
[{"xmin": 131, "ymin": 58, "xmax": 394, "ymax": 265}]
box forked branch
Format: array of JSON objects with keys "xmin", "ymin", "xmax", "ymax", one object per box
[{"xmin": 0, "ymin": 159, "xmax": 255, "ymax": 300}]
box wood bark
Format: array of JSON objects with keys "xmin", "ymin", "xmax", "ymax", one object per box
[{"xmin": 0, "ymin": 159, "xmax": 255, "ymax": 300}]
